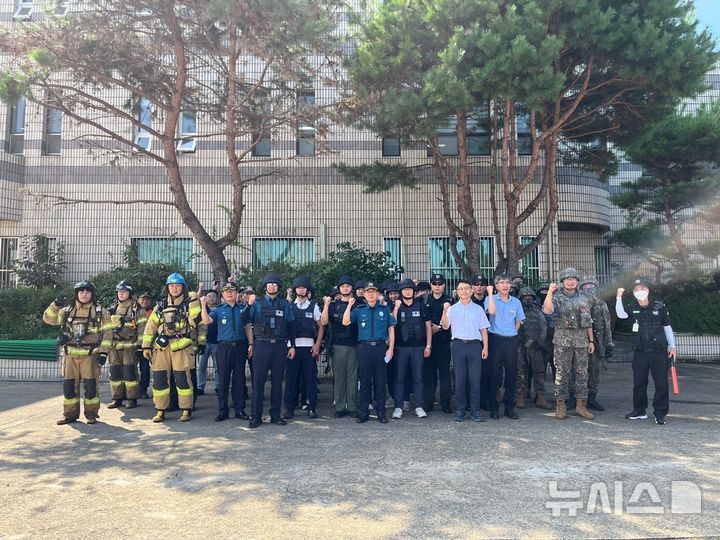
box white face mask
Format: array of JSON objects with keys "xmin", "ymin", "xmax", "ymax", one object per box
[{"xmin": 633, "ymin": 290, "xmax": 649, "ymax": 301}]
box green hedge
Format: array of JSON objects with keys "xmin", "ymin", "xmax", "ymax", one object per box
[{"xmin": 0, "ymin": 287, "xmax": 59, "ymax": 340}]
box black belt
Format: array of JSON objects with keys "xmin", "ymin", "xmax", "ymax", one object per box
[
  {"xmin": 452, "ymin": 339, "xmax": 481, "ymax": 344},
  {"xmin": 255, "ymin": 338, "xmax": 284, "ymax": 344},
  {"xmin": 218, "ymin": 340, "xmax": 245, "ymax": 346},
  {"xmin": 359, "ymin": 341, "xmax": 384, "ymax": 346},
  {"xmin": 490, "ymin": 334, "xmax": 518, "ymax": 340}
]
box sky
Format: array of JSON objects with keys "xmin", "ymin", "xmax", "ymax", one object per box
[{"xmin": 693, "ymin": 0, "xmax": 720, "ymax": 43}]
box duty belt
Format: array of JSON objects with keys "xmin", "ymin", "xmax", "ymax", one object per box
[{"xmin": 359, "ymin": 341, "xmax": 383, "ymax": 346}]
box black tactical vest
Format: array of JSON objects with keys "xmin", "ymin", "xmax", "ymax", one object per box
[
  {"xmin": 630, "ymin": 301, "xmax": 669, "ymax": 351},
  {"xmin": 292, "ymin": 301, "xmax": 317, "ymax": 339},
  {"xmin": 254, "ymin": 296, "xmax": 289, "ymax": 340},
  {"xmin": 397, "ymin": 300, "xmax": 425, "ymax": 345}
]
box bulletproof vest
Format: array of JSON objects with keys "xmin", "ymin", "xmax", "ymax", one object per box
[
  {"xmin": 156, "ymin": 296, "xmax": 191, "ymax": 337},
  {"xmin": 630, "ymin": 301, "xmax": 668, "ymax": 351},
  {"xmin": 110, "ymin": 300, "xmax": 138, "ymax": 341},
  {"xmin": 62, "ymin": 304, "xmax": 102, "ymax": 346},
  {"xmin": 397, "ymin": 300, "xmax": 424, "ymax": 343},
  {"xmin": 292, "ymin": 301, "xmax": 317, "ymax": 339},
  {"xmin": 253, "ymin": 296, "xmax": 289, "ymax": 340},
  {"xmin": 330, "ymin": 300, "xmax": 354, "ymax": 341},
  {"xmin": 554, "ymin": 291, "xmax": 592, "ymax": 330}
]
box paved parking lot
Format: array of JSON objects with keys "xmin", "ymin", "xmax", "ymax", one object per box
[{"xmin": 0, "ymin": 361, "xmax": 718, "ymax": 539}]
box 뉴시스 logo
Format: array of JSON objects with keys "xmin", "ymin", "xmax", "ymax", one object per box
[{"xmin": 545, "ymin": 480, "xmax": 702, "ymax": 516}]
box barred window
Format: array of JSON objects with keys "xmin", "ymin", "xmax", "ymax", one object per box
[{"xmin": 252, "ymin": 238, "xmax": 314, "ymax": 268}]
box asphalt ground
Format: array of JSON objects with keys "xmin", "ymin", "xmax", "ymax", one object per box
[{"xmin": 0, "ymin": 361, "xmax": 718, "ymax": 539}]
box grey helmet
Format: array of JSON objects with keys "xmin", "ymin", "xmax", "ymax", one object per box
[{"xmin": 558, "ymin": 267, "xmax": 580, "ymax": 282}]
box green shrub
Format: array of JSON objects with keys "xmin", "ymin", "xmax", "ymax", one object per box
[
  {"xmin": 0, "ymin": 287, "xmax": 59, "ymax": 340},
  {"xmin": 233, "ymin": 242, "xmax": 403, "ymax": 298}
]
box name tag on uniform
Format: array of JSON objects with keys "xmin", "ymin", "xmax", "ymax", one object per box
[
  {"xmin": 412, "ymin": 311, "xmax": 420, "ymax": 317},
  {"xmin": 632, "ymin": 321, "xmax": 639, "ymax": 333},
  {"xmin": 305, "ymin": 312, "xmax": 313, "ymax": 319},
  {"xmin": 275, "ymin": 310, "xmax": 284, "ymax": 317},
  {"xmin": 221, "ymin": 318, "xmax": 227, "ymax": 325}
]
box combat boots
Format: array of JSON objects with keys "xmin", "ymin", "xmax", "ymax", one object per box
[
  {"xmin": 125, "ymin": 400, "xmax": 138, "ymax": 409},
  {"xmin": 555, "ymin": 399, "xmax": 567, "ymax": 420},
  {"xmin": 107, "ymin": 400, "xmax": 122, "ymax": 409},
  {"xmin": 56, "ymin": 417, "xmax": 77, "ymax": 425},
  {"xmin": 535, "ymin": 394, "xmax": 553, "ymax": 410},
  {"xmin": 515, "ymin": 392, "xmax": 525, "ymax": 409},
  {"xmin": 179, "ymin": 409, "xmax": 192, "ymax": 422},
  {"xmin": 152, "ymin": 410, "xmax": 165, "ymax": 423},
  {"xmin": 575, "ymin": 399, "xmax": 595, "ymax": 420},
  {"xmin": 587, "ymin": 393, "xmax": 605, "ymax": 411}
]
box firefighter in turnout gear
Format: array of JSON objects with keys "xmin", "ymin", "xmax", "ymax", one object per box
[
  {"xmin": 142, "ymin": 273, "xmax": 202, "ymax": 422},
  {"xmin": 107, "ymin": 280, "xmax": 143, "ymax": 409},
  {"xmin": 44, "ymin": 280, "xmax": 113, "ymax": 425}
]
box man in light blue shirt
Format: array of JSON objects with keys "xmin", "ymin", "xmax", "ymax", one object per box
[
  {"xmin": 441, "ymin": 279, "xmax": 490, "ymax": 422},
  {"xmin": 485, "ymin": 274, "xmax": 525, "ymax": 419}
]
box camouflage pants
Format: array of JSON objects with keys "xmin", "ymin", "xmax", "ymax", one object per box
[
  {"xmin": 587, "ymin": 350, "xmax": 602, "ymax": 395},
  {"xmin": 553, "ymin": 346, "xmax": 589, "ymax": 400},
  {"xmin": 517, "ymin": 344, "xmax": 548, "ymax": 396}
]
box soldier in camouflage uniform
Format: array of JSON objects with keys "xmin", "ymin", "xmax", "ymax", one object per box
[
  {"xmin": 542, "ymin": 268, "xmax": 596, "ymax": 420},
  {"xmin": 517, "ymin": 287, "xmax": 552, "ymax": 410},
  {"xmin": 581, "ymin": 276, "xmax": 614, "ymax": 411}
]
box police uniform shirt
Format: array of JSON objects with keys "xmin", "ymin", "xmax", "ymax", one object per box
[
  {"xmin": 423, "ymin": 293, "xmax": 453, "ymax": 343},
  {"xmin": 208, "ymin": 303, "xmax": 246, "ymax": 342},
  {"xmin": 395, "ymin": 300, "xmax": 431, "ymax": 347},
  {"xmin": 484, "ymin": 294, "xmax": 525, "ymax": 336},
  {"xmin": 291, "ymin": 299, "xmax": 321, "ymax": 348},
  {"xmin": 350, "ymin": 303, "xmax": 397, "ymax": 342},
  {"xmin": 446, "ymin": 301, "xmax": 490, "ymax": 341}
]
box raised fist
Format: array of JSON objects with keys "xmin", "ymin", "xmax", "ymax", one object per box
[
  {"xmin": 55, "ymin": 295, "xmax": 67, "ymax": 308},
  {"xmin": 323, "ymin": 296, "xmax": 332, "ymax": 306},
  {"xmin": 443, "ymin": 302, "xmax": 451, "ymax": 311},
  {"xmin": 548, "ymin": 282, "xmax": 558, "ymax": 294},
  {"xmin": 348, "ymin": 297, "xmax": 356, "ymax": 307},
  {"xmin": 394, "ymin": 299, "xmax": 402, "ymax": 309},
  {"xmin": 200, "ymin": 295, "xmax": 208, "ymax": 305},
  {"xmin": 616, "ymin": 288, "xmax": 625, "ymax": 297},
  {"xmin": 246, "ymin": 293, "xmax": 257, "ymax": 305},
  {"xmin": 486, "ymin": 285, "xmax": 494, "ymax": 295}
]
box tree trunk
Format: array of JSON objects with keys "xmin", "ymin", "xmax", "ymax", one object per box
[{"xmin": 663, "ymin": 201, "xmax": 692, "ymax": 275}]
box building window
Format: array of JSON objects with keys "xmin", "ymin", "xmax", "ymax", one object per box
[
  {"xmin": 468, "ymin": 104, "xmax": 491, "ymax": 156},
  {"xmin": 252, "ymin": 238, "xmax": 314, "ymax": 268},
  {"xmin": 382, "ymin": 137, "xmax": 401, "ymax": 157},
  {"xmin": 383, "ymin": 237, "xmax": 402, "ymax": 278},
  {"xmin": 517, "ymin": 111, "xmax": 532, "ymax": 156},
  {"xmin": 520, "ymin": 236, "xmax": 540, "ymax": 285},
  {"xmin": 176, "ymin": 110, "xmax": 197, "ymax": 152},
  {"xmin": 130, "ymin": 238, "xmax": 194, "ymax": 271},
  {"xmin": 432, "ymin": 116, "xmax": 459, "ymax": 156},
  {"xmin": 43, "ymin": 107, "xmax": 62, "ymax": 155},
  {"xmin": 0, "ymin": 237, "xmax": 18, "ymax": 289},
  {"xmin": 54, "ymin": 0, "xmax": 68, "ymax": 17},
  {"xmin": 133, "ymin": 97, "xmax": 152, "ymax": 151},
  {"xmin": 7, "ymin": 96, "xmax": 26, "ymax": 154},
  {"xmin": 594, "ymin": 246, "xmax": 611, "ymax": 285},
  {"xmin": 428, "ymin": 236, "xmax": 494, "ymax": 288},
  {"xmin": 296, "ymin": 89, "xmax": 315, "ymax": 156},
  {"xmin": 251, "ymin": 89, "xmax": 271, "ymax": 157},
  {"xmin": 13, "ymin": 0, "xmax": 33, "ymax": 20}
]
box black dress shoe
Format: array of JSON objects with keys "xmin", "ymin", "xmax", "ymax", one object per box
[
  {"xmin": 378, "ymin": 416, "xmax": 388, "ymax": 424},
  {"xmin": 504, "ymin": 409, "xmax": 519, "ymax": 420},
  {"xmin": 215, "ymin": 413, "xmax": 229, "ymax": 422},
  {"xmin": 235, "ymin": 411, "xmax": 250, "ymax": 420},
  {"xmin": 349, "ymin": 411, "xmax": 359, "ymax": 418},
  {"xmin": 309, "ymin": 410, "xmax": 318, "ymax": 419},
  {"xmin": 490, "ymin": 410, "xmax": 499, "ymax": 420},
  {"xmin": 334, "ymin": 411, "xmax": 345, "ymax": 418},
  {"xmin": 442, "ymin": 406, "xmax": 453, "ymax": 414},
  {"xmin": 356, "ymin": 415, "xmax": 369, "ymax": 423},
  {"xmin": 270, "ymin": 417, "xmax": 287, "ymax": 425},
  {"xmin": 248, "ymin": 418, "xmax": 261, "ymax": 428},
  {"xmin": 282, "ymin": 411, "xmax": 295, "ymax": 420}
]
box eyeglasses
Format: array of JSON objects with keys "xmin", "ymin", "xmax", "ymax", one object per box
[
  {"xmin": 456, "ymin": 286, "xmax": 472, "ymax": 291},
  {"xmin": 431, "ymin": 282, "xmax": 444, "ymax": 286}
]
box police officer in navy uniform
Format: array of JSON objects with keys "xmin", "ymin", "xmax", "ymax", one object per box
[
  {"xmin": 423, "ymin": 273, "xmax": 453, "ymax": 413},
  {"xmin": 284, "ymin": 276, "xmax": 324, "ymax": 419},
  {"xmin": 616, "ymin": 278, "xmax": 677, "ymax": 425},
  {"xmin": 391, "ymin": 279, "xmax": 431, "ymax": 419},
  {"xmin": 342, "ymin": 281, "xmax": 396, "ymax": 423},
  {"xmin": 200, "ymin": 283, "xmax": 249, "ymax": 422},
  {"xmin": 242, "ymin": 273, "xmax": 296, "ymax": 428}
]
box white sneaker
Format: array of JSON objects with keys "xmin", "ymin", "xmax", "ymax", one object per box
[
  {"xmin": 415, "ymin": 407, "xmax": 427, "ymax": 418},
  {"xmin": 392, "ymin": 407, "xmax": 403, "ymax": 419},
  {"xmin": 403, "ymin": 400, "xmax": 411, "ymax": 412}
]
